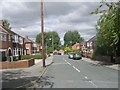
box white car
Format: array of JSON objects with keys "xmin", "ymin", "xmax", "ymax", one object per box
[{"xmin": 68, "ymin": 52, "xmax": 75, "ymax": 59}]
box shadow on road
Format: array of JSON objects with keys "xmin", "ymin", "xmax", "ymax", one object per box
[
  {"xmin": 36, "ymin": 76, "xmax": 54, "ymax": 88},
  {"xmin": 2, "ymin": 70, "xmax": 39, "ymax": 89}
]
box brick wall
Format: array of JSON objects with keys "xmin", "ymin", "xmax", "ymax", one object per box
[
  {"xmin": 115, "ymin": 57, "xmax": 120, "ymax": 63},
  {"xmin": 95, "ymin": 56, "xmax": 111, "ymax": 62},
  {"xmin": 0, "ymin": 59, "xmax": 35, "ymax": 69}
]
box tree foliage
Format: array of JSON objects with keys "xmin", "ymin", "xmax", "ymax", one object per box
[
  {"xmin": 3, "ymin": 19, "xmax": 11, "ymax": 30},
  {"xmin": 92, "ymin": 0, "xmax": 120, "ymax": 57},
  {"xmin": 64, "ymin": 31, "xmax": 83, "ymax": 46},
  {"xmin": 36, "ymin": 31, "xmax": 61, "ymax": 52}
]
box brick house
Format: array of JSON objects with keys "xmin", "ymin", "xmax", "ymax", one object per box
[
  {"xmin": 86, "ymin": 36, "xmax": 96, "ymax": 58},
  {"xmin": 24, "ymin": 36, "xmax": 33, "ymax": 55},
  {"xmin": 81, "ymin": 41, "xmax": 87, "ymax": 57},
  {"xmin": 71, "ymin": 42, "xmax": 80, "ymax": 50},
  {"xmin": 24, "ymin": 36, "xmax": 41, "ymax": 55},
  {"xmin": 32, "ymin": 42, "xmax": 41, "ymax": 54},
  {"xmin": 0, "ymin": 20, "xmax": 24, "ymax": 61}
]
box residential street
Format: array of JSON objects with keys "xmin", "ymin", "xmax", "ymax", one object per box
[{"xmin": 33, "ymin": 55, "xmax": 118, "ymax": 88}]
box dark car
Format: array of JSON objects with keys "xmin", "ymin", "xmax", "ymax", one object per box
[
  {"xmin": 53, "ymin": 52, "xmax": 58, "ymax": 55},
  {"xmin": 68, "ymin": 52, "xmax": 75, "ymax": 59},
  {"xmin": 73, "ymin": 52, "xmax": 82, "ymax": 60}
]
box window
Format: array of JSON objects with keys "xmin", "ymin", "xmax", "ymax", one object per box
[
  {"xmin": 15, "ymin": 35, "xmax": 19, "ymax": 43},
  {"xmin": 21, "ymin": 48, "xmax": 23, "ymax": 55},
  {"xmin": 13, "ymin": 48, "xmax": 15, "ymax": 56},
  {"xmin": 12, "ymin": 34, "xmax": 15, "ymax": 42},
  {"xmin": 0, "ymin": 33, "xmax": 7, "ymax": 41},
  {"xmin": 19, "ymin": 37, "xmax": 23, "ymax": 44},
  {"xmin": 0, "ymin": 33, "xmax": 2, "ymax": 41}
]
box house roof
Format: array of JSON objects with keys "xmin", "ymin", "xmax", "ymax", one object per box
[
  {"xmin": 24, "ymin": 36, "xmax": 33, "ymax": 43},
  {"xmin": 87, "ymin": 36, "xmax": 96, "ymax": 42},
  {"xmin": 0, "ymin": 22, "xmax": 24, "ymax": 38},
  {"xmin": 72, "ymin": 42, "xmax": 80, "ymax": 47},
  {"xmin": 81, "ymin": 41, "xmax": 86, "ymax": 45}
]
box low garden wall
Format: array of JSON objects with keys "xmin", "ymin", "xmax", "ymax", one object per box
[
  {"xmin": 95, "ymin": 56, "xmax": 111, "ymax": 62},
  {"xmin": 95, "ymin": 56, "xmax": 120, "ymax": 63},
  {"xmin": 115, "ymin": 57, "xmax": 120, "ymax": 63},
  {"xmin": 0, "ymin": 58, "xmax": 35, "ymax": 69}
]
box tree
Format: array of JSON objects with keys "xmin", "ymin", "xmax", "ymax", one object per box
[
  {"xmin": 36, "ymin": 31, "xmax": 61, "ymax": 53},
  {"xmin": 64, "ymin": 31, "xmax": 83, "ymax": 46},
  {"xmin": 64, "ymin": 46, "xmax": 72, "ymax": 54},
  {"xmin": 91, "ymin": 0, "xmax": 120, "ymax": 62},
  {"xmin": 3, "ymin": 19, "xmax": 11, "ymax": 30}
]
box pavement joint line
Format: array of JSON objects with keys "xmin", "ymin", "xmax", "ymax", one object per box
[
  {"xmin": 89, "ymin": 81, "xmax": 98, "ymax": 88},
  {"xmin": 72, "ymin": 66, "xmax": 80, "ymax": 72}
]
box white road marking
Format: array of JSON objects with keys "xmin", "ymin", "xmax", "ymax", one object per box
[
  {"xmin": 85, "ymin": 76, "xmax": 88, "ymax": 79},
  {"xmin": 64, "ymin": 58, "xmax": 71, "ymax": 65},
  {"xmin": 72, "ymin": 66, "xmax": 80, "ymax": 72},
  {"xmin": 89, "ymin": 81, "xmax": 98, "ymax": 88},
  {"xmin": 66, "ymin": 62, "xmax": 71, "ymax": 65},
  {"xmin": 63, "ymin": 57, "xmax": 97, "ymax": 88},
  {"xmin": 63, "ymin": 58, "xmax": 80, "ymax": 72}
]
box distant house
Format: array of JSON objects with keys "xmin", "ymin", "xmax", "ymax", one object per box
[
  {"xmin": 81, "ymin": 41, "xmax": 87, "ymax": 51},
  {"xmin": 71, "ymin": 42, "xmax": 80, "ymax": 50},
  {"xmin": 24, "ymin": 36, "xmax": 41, "ymax": 55},
  {"xmin": 32, "ymin": 42, "xmax": 41, "ymax": 54},
  {"xmin": 24, "ymin": 36, "xmax": 33, "ymax": 55},
  {"xmin": 0, "ymin": 20, "xmax": 24, "ymax": 61},
  {"xmin": 81, "ymin": 41, "xmax": 87, "ymax": 56},
  {"xmin": 87, "ymin": 36, "xmax": 96, "ymax": 52},
  {"xmin": 86, "ymin": 36, "xmax": 96, "ymax": 58}
]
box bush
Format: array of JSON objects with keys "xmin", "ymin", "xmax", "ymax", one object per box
[
  {"xmin": 21, "ymin": 55, "xmax": 42, "ymax": 60},
  {"xmin": 90, "ymin": 52, "xmax": 95, "ymax": 60}
]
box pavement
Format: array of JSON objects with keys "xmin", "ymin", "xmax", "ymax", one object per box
[
  {"xmin": 82, "ymin": 57, "xmax": 120, "ymax": 71},
  {"xmin": 33, "ymin": 55, "xmax": 118, "ymax": 88},
  {"xmin": 1, "ymin": 56, "xmax": 53, "ymax": 89}
]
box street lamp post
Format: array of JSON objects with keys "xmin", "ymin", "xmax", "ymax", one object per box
[
  {"xmin": 41, "ymin": 0, "xmax": 45, "ymax": 67},
  {"xmin": 49, "ymin": 35, "xmax": 54, "ymax": 52},
  {"xmin": 52, "ymin": 34, "xmax": 54, "ymax": 52}
]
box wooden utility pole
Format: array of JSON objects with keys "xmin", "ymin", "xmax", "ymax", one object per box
[{"xmin": 41, "ymin": 0, "xmax": 45, "ymax": 67}]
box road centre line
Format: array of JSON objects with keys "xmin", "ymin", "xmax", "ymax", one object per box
[
  {"xmin": 63, "ymin": 58, "xmax": 80, "ymax": 72},
  {"xmin": 66, "ymin": 62, "xmax": 71, "ymax": 65},
  {"xmin": 72, "ymin": 66, "xmax": 81, "ymax": 72},
  {"xmin": 89, "ymin": 81, "xmax": 98, "ymax": 88},
  {"xmin": 85, "ymin": 76, "xmax": 88, "ymax": 79},
  {"xmin": 63, "ymin": 57, "xmax": 97, "ymax": 88}
]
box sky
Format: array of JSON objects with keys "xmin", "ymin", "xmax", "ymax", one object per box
[{"xmin": 0, "ymin": 0, "xmax": 104, "ymax": 45}]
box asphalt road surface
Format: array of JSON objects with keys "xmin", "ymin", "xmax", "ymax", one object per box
[{"xmin": 34, "ymin": 55, "xmax": 118, "ymax": 88}]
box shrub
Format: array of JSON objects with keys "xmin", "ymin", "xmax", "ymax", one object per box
[
  {"xmin": 21, "ymin": 55, "xmax": 42, "ymax": 60},
  {"xmin": 90, "ymin": 52, "xmax": 95, "ymax": 60}
]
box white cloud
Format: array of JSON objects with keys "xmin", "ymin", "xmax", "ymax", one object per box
[{"xmin": 1, "ymin": 1, "xmax": 101, "ymax": 42}]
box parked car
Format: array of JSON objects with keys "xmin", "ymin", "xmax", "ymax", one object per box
[
  {"xmin": 68, "ymin": 52, "xmax": 75, "ymax": 59},
  {"xmin": 73, "ymin": 52, "xmax": 82, "ymax": 60}
]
